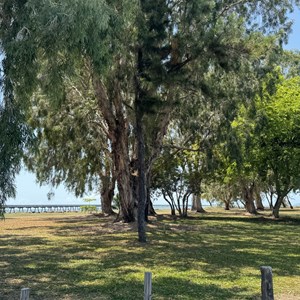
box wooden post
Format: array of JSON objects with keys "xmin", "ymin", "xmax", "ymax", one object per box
[
  {"xmin": 144, "ymin": 272, "xmax": 152, "ymax": 300},
  {"xmin": 260, "ymin": 266, "xmax": 274, "ymax": 300},
  {"xmin": 20, "ymin": 288, "xmax": 30, "ymax": 300}
]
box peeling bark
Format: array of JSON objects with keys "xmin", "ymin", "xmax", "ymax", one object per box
[
  {"xmin": 112, "ymin": 123, "xmax": 135, "ymax": 222},
  {"xmin": 93, "ymin": 74, "xmax": 135, "ymax": 222}
]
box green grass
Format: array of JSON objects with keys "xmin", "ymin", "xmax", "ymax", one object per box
[{"xmin": 1, "ymin": 208, "xmax": 300, "ymax": 299}]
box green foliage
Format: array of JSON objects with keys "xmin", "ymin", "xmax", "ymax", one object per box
[
  {"xmin": 257, "ymin": 76, "xmax": 300, "ymax": 193},
  {"xmin": 23, "ymin": 65, "xmax": 109, "ymax": 196},
  {"xmin": 81, "ymin": 197, "xmax": 97, "ymax": 212},
  {"xmin": 1, "ymin": 0, "xmax": 300, "ymax": 218},
  {"xmin": 226, "ymin": 72, "xmax": 300, "ymax": 215},
  {"xmin": 0, "ymin": 101, "xmax": 31, "ymax": 217},
  {"xmin": 80, "ymin": 205, "xmax": 97, "ymax": 213},
  {"xmin": 83, "ymin": 197, "xmax": 96, "ymax": 203}
]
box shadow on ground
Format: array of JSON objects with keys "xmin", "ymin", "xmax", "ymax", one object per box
[{"xmin": 0, "ymin": 210, "xmax": 299, "ymax": 299}]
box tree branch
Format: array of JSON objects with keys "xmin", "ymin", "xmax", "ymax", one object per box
[{"xmin": 219, "ymin": 0, "xmax": 248, "ymax": 17}]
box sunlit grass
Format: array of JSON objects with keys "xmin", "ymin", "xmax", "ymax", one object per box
[{"xmin": 1, "ymin": 208, "xmax": 299, "ymax": 299}]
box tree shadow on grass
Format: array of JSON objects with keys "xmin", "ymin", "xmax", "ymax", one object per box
[{"xmin": 1, "ymin": 212, "xmax": 299, "ymax": 299}]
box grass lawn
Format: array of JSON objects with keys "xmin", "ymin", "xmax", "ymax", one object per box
[{"xmin": 1, "ymin": 208, "xmax": 300, "ymax": 299}]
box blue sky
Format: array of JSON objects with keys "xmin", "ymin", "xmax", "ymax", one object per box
[
  {"xmin": 285, "ymin": 7, "xmax": 300, "ymax": 51},
  {"xmin": 5, "ymin": 8, "xmax": 300, "ymax": 206}
]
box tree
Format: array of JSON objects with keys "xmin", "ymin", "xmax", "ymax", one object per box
[
  {"xmin": 152, "ymin": 149, "xmax": 193, "ymax": 217},
  {"xmin": 1, "ymin": 0, "xmax": 300, "ymax": 239},
  {"xmin": 231, "ymin": 67, "xmax": 300, "ymax": 218},
  {"xmin": 24, "ymin": 67, "xmax": 116, "ymax": 215},
  {"xmin": 256, "ymin": 76, "xmax": 300, "ymax": 218},
  {"xmin": 0, "ymin": 0, "xmax": 139, "ymax": 222}
]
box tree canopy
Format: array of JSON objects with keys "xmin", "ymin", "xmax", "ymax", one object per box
[{"xmin": 1, "ymin": 0, "xmax": 300, "ymax": 231}]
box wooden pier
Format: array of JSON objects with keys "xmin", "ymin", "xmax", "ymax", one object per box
[{"xmin": 3, "ymin": 205, "xmax": 101, "ymax": 213}]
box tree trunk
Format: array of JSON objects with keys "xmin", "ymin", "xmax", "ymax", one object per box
[
  {"xmin": 286, "ymin": 197, "xmax": 294, "ymax": 209},
  {"xmin": 162, "ymin": 191, "xmax": 176, "ymax": 216},
  {"xmin": 245, "ymin": 197, "xmax": 257, "ymax": 214},
  {"xmin": 281, "ymin": 200, "xmax": 287, "ymax": 208},
  {"xmin": 182, "ymin": 193, "xmax": 190, "ymax": 217},
  {"xmin": 111, "ymin": 104, "xmax": 135, "ymax": 222},
  {"xmin": 170, "ymin": 207, "xmax": 176, "ymax": 216},
  {"xmin": 147, "ymin": 198, "xmax": 156, "ymax": 216},
  {"xmin": 135, "ymin": 47, "xmax": 147, "ymax": 243},
  {"xmin": 242, "ymin": 183, "xmax": 257, "ymax": 214},
  {"xmin": 255, "ymin": 192, "xmax": 264, "ymax": 211},
  {"xmin": 191, "ymin": 194, "xmax": 206, "ymax": 213},
  {"xmin": 100, "ymin": 176, "xmax": 115, "ymax": 215},
  {"xmin": 144, "ymin": 172, "xmax": 156, "ymax": 221},
  {"xmin": 266, "ymin": 189, "xmax": 275, "ymax": 209},
  {"xmin": 93, "ymin": 75, "xmax": 135, "ymax": 223},
  {"xmin": 272, "ymin": 195, "xmax": 284, "ymax": 218},
  {"xmin": 99, "ymin": 158, "xmax": 116, "ymax": 215},
  {"xmin": 135, "ymin": 108, "xmax": 147, "ymax": 242},
  {"xmin": 224, "ymin": 200, "xmax": 230, "ymax": 210},
  {"xmin": 113, "ymin": 131, "xmax": 135, "ymax": 222}
]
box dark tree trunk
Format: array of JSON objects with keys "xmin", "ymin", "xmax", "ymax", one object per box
[
  {"xmin": 135, "ymin": 48, "xmax": 147, "ymax": 243},
  {"xmin": 135, "ymin": 109, "xmax": 147, "ymax": 242},
  {"xmin": 191, "ymin": 194, "xmax": 206, "ymax": 213},
  {"xmin": 130, "ymin": 158, "xmax": 139, "ymax": 216},
  {"xmin": 286, "ymin": 197, "xmax": 294, "ymax": 209},
  {"xmin": 245, "ymin": 198, "xmax": 257, "ymax": 214},
  {"xmin": 255, "ymin": 197, "xmax": 264, "ymax": 210},
  {"xmin": 224, "ymin": 200, "xmax": 230, "ymax": 210},
  {"xmin": 170, "ymin": 207, "xmax": 176, "ymax": 216},
  {"xmin": 281, "ymin": 200, "xmax": 287, "ymax": 208},
  {"xmin": 145, "ymin": 173, "xmax": 156, "ymax": 217},
  {"xmin": 148, "ymin": 199, "xmax": 156, "ymax": 216},
  {"xmin": 182, "ymin": 193, "xmax": 190, "ymax": 218}
]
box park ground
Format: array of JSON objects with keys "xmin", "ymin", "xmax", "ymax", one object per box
[{"xmin": 0, "ymin": 208, "xmax": 299, "ymax": 300}]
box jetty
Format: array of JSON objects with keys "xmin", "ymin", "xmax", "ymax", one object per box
[{"xmin": 3, "ymin": 204, "xmax": 101, "ymax": 213}]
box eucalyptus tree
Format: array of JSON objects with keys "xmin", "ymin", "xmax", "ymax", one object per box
[
  {"xmin": 0, "ymin": 0, "xmax": 139, "ymax": 224},
  {"xmin": 25, "ymin": 65, "xmax": 116, "ymax": 215},
  {"xmin": 278, "ymin": 50, "xmax": 300, "ymax": 78}
]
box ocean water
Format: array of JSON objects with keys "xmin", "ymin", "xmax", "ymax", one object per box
[{"xmin": 6, "ymin": 170, "xmax": 300, "ymax": 208}]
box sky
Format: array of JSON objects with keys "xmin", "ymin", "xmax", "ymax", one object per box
[
  {"xmin": 4, "ymin": 8, "xmax": 300, "ymax": 206},
  {"xmin": 285, "ymin": 8, "xmax": 300, "ymax": 51}
]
